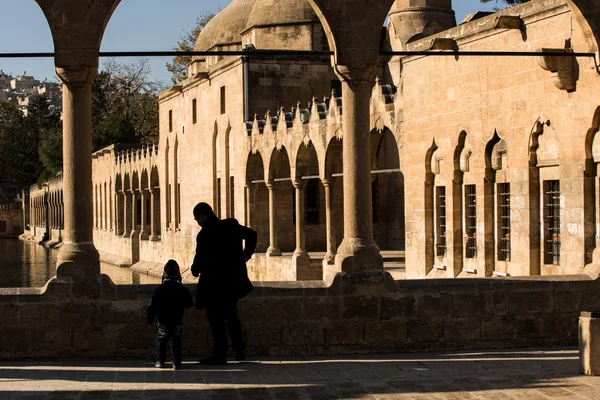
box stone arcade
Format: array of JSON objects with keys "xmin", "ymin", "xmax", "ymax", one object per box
[
  {"xmin": 6, "ymin": 0, "xmax": 600, "ymax": 359},
  {"xmin": 29, "ymin": 0, "xmax": 600, "ymax": 282}
]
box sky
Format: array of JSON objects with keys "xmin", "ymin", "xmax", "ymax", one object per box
[{"xmin": 0, "ymin": 0, "xmax": 501, "ymax": 85}]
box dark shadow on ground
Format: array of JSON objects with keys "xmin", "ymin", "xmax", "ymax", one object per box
[{"xmin": 0, "ymin": 348, "xmax": 593, "ymax": 399}]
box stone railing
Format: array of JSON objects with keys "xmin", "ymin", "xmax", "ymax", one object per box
[
  {"xmin": 115, "ymin": 143, "xmax": 159, "ymax": 166},
  {"xmin": 0, "ymin": 271, "xmax": 593, "ymax": 359}
]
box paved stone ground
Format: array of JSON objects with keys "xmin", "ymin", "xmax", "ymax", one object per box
[{"xmin": 0, "ymin": 348, "xmax": 598, "ymax": 399}]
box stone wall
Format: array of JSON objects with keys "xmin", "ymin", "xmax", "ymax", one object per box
[
  {"xmin": 0, "ymin": 202, "xmax": 23, "ymax": 238},
  {"xmin": 0, "ymin": 272, "xmax": 594, "ymax": 359}
]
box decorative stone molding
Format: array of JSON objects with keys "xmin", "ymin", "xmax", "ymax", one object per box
[
  {"xmin": 489, "ymin": 15, "xmax": 523, "ymax": 30},
  {"xmin": 537, "ymin": 47, "xmax": 577, "ymax": 91},
  {"xmin": 426, "ymin": 38, "xmax": 457, "ymax": 51}
]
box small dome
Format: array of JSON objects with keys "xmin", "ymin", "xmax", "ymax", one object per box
[
  {"xmin": 244, "ymin": 0, "xmax": 319, "ymax": 32},
  {"xmin": 194, "ymin": 0, "xmax": 256, "ymax": 52}
]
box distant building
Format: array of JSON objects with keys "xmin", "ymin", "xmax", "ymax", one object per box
[
  {"xmin": 0, "ymin": 184, "xmax": 24, "ymax": 238},
  {"xmin": 0, "ymin": 70, "xmax": 61, "ymax": 116}
]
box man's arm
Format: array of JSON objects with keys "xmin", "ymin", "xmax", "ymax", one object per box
[
  {"xmin": 191, "ymin": 233, "xmax": 204, "ymax": 277},
  {"xmin": 240, "ymin": 224, "xmax": 257, "ymax": 261}
]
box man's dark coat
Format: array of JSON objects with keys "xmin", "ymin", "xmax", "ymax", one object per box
[{"xmin": 191, "ymin": 217, "xmax": 257, "ymax": 310}]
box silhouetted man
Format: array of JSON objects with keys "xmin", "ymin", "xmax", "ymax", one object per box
[{"xmin": 191, "ymin": 202, "xmax": 257, "ymax": 365}]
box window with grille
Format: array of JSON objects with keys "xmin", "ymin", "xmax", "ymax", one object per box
[
  {"xmin": 177, "ymin": 183, "xmax": 181, "ymax": 227},
  {"xmin": 497, "ymin": 183, "xmax": 511, "ymax": 261},
  {"xmin": 216, "ymin": 178, "xmax": 222, "ymax": 218},
  {"xmin": 543, "ymin": 180, "xmax": 560, "ymax": 265},
  {"xmin": 168, "ymin": 110, "xmax": 173, "ymax": 133},
  {"xmin": 220, "ymin": 86, "xmax": 226, "ymax": 115},
  {"xmin": 436, "ymin": 186, "xmax": 447, "ymax": 256},
  {"xmin": 305, "ymin": 179, "xmax": 319, "ymax": 225},
  {"xmin": 230, "ymin": 176, "xmax": 235, "ymax": 218},
  {"xmin": 465, "ymin": 184, "xmax": 477, "ymax": 259},
  {"xmin": 192, "ymin": 99, "xmax": 197, "ymax": 124},
  {"xmin": 167, "ymin": 184, "xmax": 172, "ymax": 227}
]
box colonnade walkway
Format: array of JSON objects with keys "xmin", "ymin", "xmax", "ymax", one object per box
[{"xmin": 0, "ymin": 348, "xmax": 596, "ymax": 399}]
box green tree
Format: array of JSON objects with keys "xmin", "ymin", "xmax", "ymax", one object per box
[
  {"xmin": 92, "ymin": 58, "xmax": 163, "ymax": 151},
  {"xmin": 166, "ymin": 12, "xmax": 215, "ymax": 84},
  {"xmin": 29, "ymin": 94, "xmax": 62, "ymax": 183},
  {"xmin": 0, "ymin": 101, "xmax": 26, "ymax": 184}
]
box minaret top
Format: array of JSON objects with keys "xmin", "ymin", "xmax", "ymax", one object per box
[{"xmin": 388, "ymin": 0, "xmax": 456, "ymax": 50}]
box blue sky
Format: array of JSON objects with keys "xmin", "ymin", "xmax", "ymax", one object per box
[{"xmin": 0, "ymin": 0, "xmax": 500, "ymax": 84}]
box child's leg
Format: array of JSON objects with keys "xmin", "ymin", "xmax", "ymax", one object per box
[
  {"xmin": 170, "ymin": 324, "xmax": 183, "ymax": 366},
  {"xmin": 156, "ymin": 325, "xmax": 169, "ymax": 364}
]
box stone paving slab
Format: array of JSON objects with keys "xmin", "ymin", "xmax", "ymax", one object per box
[{"xmin": 0, "ymin": 348, "xmax": 598, "ymax": 399}]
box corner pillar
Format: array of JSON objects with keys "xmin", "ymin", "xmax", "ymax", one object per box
[
  {"xmin": 293, "ymin": 180, "xmax": 310, "ymax": 276},
  {"xmin": 322, "ymin": 177, "xmax": 336, "ymax": 265},
  {"xmin": 139, "ymin": 189, "xmax": 149, "ymax": 240},
  {"xmin": 266, "ymin": 181, "xmax": 282, "ymax": 256},
  {"xmin": 56, "ymin": 66, "xmax": 100, "ymax": 277},
  {"xmin": 334, "ymin": 67, "xmax": 383, "ymax": 273},
  {"xmin": 149, "ymin": 188, "xmax": 159, "ymax": 241}
]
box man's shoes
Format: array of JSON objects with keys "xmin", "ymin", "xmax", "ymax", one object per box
[
  {"xmin": 234, "ymin": 351, "xmax": 246, "ymax": 361},
  {"xmin": 172, "ymin": 363, "xmax": 182, "ymax": 370},
  {"xmin": 154, "ymin": 361, "xmax": 165, "ymax": 368},
  {"xmin": 199, "ymin": 355, "xmax": 227, "ymax": 365}
]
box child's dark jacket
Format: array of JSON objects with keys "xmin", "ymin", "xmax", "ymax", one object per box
[{"xmin": 146, "ymin": 279, "xmax": 194, "ymax": 327}]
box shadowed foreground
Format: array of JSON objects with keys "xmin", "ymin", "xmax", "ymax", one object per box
[{"xmin": 0, "ymin": 348, "xmax": 598, "ymax": 399}]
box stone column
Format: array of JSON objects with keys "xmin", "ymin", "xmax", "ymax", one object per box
[
  {"xmin": 56, "ymin": 66, "xmax": 100, "ymax": 276},
  {"xmin": 139, "ymin": 190, "xmax": 149, "ymax": 240},
  {"xmin": 245, "ymin": 184, "xmax": 252, "ymax": 228},
  {"xmin": 293, "ymin": 180, "xmax": 310, "ymax": 268},
  {"xmin": 150, "ymin": 188, "xmax": 159, "ymax": 241},
  {"xmin": 322, "ymin": 177, "xmax": 336, "ymax": 265},
  {"xmin": 266, "ymin": 181, "xmax": 281, "ymax": 256},
  {"xmin": 114, "ymin": 192, "xmax": 120, "ymax": 236},
  {"xmin": 130, "ymin": 189, "xmax": 138, "ymax": 237},
  {"xmin": 335, "ymin": 71, "xmax": 383, "ymax": 273},
  {"xmin": 122, "ymin": 191, "xmax": 130, "ymax": 238}
]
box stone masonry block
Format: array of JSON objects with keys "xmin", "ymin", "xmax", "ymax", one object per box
[
  {"xmin": 282, "ymin": 322, "xmax": 325, "ymax": 346},
  {"xmin": 326, "ymin": 321, "xmax": 364, "ymax": 345},
  {"xmin": 99, "ymin": 302, "xmax": 145, "ymax": 325},
  {"xmin": 444, "ymin": 317, "xmax": 481, "ymax": 341},
  {"xmin": 19, "ymin": 304, "xmax": 60, "ymax": 327},
  {"xmin": 241, "ymin": 298, "xmax": 302, "ymax": 322},
  {"xmin": 379, "ymin": 295, "xmax": 416, "ymax": 319},
  {"xmin": 481, "ymin": 316, "xmax": 515, "ymax": 340},
  {"xmin": 490, "ymin": 291, "xmax": 553, "ymax": 316},
  {"xmin": 59, "ymin": 302, "xmax": 99, "ymax": 326},
  {"xmin": 416, "ymin": 294, "xmax": 453, "ymax": 318},
  {"xmin": 513, "ymin": 315, "xmax": 546, "ymax": 339},
  {"xmin": 452, "ymin": 293, "xmax": 489, "ymax": 317},
  {"xmin": 365, "ymin": 320, "xmax": 407, "ymax": 345},
  {"xmin": 30, "ymin": 327, "xmax": 71, "ymax": 353},
  {"xmin": 244, "ymin": 323, "xmax": 282, "ymax": 347},
  {"xmin": 0, "ymin": 304, "xmax": 19, "ymax": 325},
  {"xmin": 580, "ymin": 313, "xmax": 600, "ymax": 375},
  {"xmin": 342, "ymin": 296, "xmax": 379, "ymax": 319},
  {"xmin": 303, "ymin": 296, "xmax": 340, "ymax": 320},
  {"xmin": 553, "ymin": 291, "xmax": 582, "ymax": 313},
  {"xmin": 407, "ymin": 318, "xmax": 443, "ymax": 342},
  {"xmin": 0, "ymin": 327, "xmax": 31, "ymax": 353}
]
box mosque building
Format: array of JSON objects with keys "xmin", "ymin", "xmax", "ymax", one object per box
[{"xmin": 28, "ymin": 0, "xmax": 600, "ymax": 282}]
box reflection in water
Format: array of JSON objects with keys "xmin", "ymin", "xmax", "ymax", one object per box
[{"xmin": 0, "ymin": 239, "xmax": 160, "ymax": 288}]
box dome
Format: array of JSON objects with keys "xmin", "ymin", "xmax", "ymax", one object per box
[
  {"xmin": 244, "ymin": 0, "xmax": 319, "ymax": 32},
  {"xmin": 193, "ymin": 0, "xmax": 256, "ymax": 52}
]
